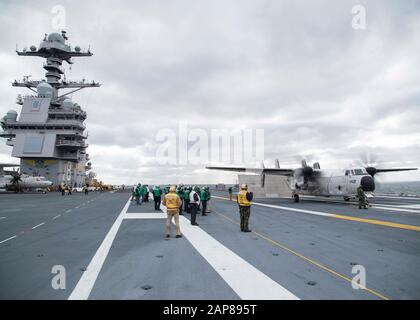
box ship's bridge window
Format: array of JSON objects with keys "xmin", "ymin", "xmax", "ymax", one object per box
[
  {"xmin": 23, "ymin": 135, "xmax": 44, "ymax": 154},
  {"xmin": 32, "ymin": 100, "xmax": 40, "ymax": 111}
]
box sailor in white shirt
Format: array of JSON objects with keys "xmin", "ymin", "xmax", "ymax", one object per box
[{"xmin": 189, "ymin": 186, "xmax": 200, "ymax": 226}]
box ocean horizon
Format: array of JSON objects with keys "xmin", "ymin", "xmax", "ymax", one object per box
[{"xmin": 375, "ymin": 181, "xmax": 420, "ymax": 196}]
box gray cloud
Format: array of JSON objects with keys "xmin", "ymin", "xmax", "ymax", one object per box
[{"xmin": 0, "ymin": 0, "xmax": 419, "ymax": 184}]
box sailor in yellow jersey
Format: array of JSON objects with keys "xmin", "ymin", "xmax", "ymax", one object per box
[
  {"xmin": 162, "ymin": 186, "xmax": 183, "ymax": 238},
  {"xmin": 237, "ymin": 184, "xmax": 253, "ymax": 232}
]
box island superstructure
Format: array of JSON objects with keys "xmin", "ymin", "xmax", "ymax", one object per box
[{"xmin": 0, "ymin": 31, "xmax": 100, "ymax": 188}]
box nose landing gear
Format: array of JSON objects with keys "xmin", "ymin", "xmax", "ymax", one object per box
[{"xmin": 293, "ymin": 193, "xmax": 300, "ymax": 203}]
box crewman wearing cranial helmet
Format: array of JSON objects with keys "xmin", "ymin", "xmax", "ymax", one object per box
[
  {"xmin": 237, "ymin": 184, "xmax": 253, "ymax": 232},
  {"xmin": 200, "ymin": 186, "xmax": 211, "ymax": 216},
  {"xmin": 162, "ymin": 185, "xmax": 183, "ymax": 238}
]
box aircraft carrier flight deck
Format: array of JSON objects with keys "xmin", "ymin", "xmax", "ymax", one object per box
[{"xmin": 1, "ymin": 189, "xmax": 419, "ymax": 300}]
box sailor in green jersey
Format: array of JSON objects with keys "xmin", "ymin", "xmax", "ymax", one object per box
[
  {"xmin": 164, "ymin": 186, "xmax": 170, "ymax": 194},
  {"xmin": 200, "ymin": 186, "xmax": 211, "ymax": 216},
  {"xmin": 141, "ymin": 185, "xmax": 147, "ymax": 202},
  {"xmin": 183, "ymin": 187, "xmax": 191, "ymax": 213},
  {"xmin": 135, "ymin": 183, "xmax": 142, "ymax": 205},
  {"xmin": 152, "ymin": 185, "xmax": 163, "ymax": 210}
]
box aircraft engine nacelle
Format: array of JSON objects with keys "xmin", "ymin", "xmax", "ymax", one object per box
[
  {"xmin": 365, "ymin": 167, "xmax": 377, "ymax": 177},
  {"xmin": 303, "ymin": 166, "xmax": 314, "ymax": 177},
  {"xmin": 294, "ymin": 165, "xmax": 317, "ymax": 190}
]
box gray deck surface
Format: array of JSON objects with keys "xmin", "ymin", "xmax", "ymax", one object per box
[{"xmin": 1, "ymin": 190, "xmax": 419, "ymax": 300}]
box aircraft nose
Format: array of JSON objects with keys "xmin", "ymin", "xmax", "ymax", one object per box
[{"xmin": 361, "ymin": 176, "xmax": 375, "ymax": 192}]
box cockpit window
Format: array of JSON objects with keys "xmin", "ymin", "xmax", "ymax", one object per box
[{"xmin": 353, "ymin": 169, "xmax": 365, "ymax": 175}]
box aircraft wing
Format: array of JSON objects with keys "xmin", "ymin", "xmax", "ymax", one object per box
[
  {"xmin": 376, "ymin": 168, "xmax": 417, "ymax": 173},
  {"xmin": 261, "ymin": 168, "xmax": 294, "ymax": 176},
  {"xmin": 0, "ymin": 163, "xmax": 20, "ymax": 167},
  {"xmin": 206, "ymin": 166, "xmax": 294, "ymax": 176},
  {"xmin": 0, "ymin": 163, "xmax": 19, "ymax": 175}
]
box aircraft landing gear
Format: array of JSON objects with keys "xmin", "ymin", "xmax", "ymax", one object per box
[{"xmin": 293, "ymin": 194, "xmax": 300, "ymax": 203}]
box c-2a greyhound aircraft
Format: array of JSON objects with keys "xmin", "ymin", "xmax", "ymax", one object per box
[
  {"xmin": 0, "ymin": 163, "xmax": 53, "ymax": 192},
  {"xmin": 206, "ymin": 160, "xmax": 417, "ymax": 202}
]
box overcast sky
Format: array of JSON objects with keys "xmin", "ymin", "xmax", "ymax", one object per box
[{"xmin": 0, "ymin": 0, "xmax": 419, "ymax": 185}]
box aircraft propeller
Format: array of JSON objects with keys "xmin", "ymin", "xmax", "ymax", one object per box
[
  {"xmin": 293, "ymin": 159, "xmax": 315, "ymax": 185},
  {"xmin": 356, "ymin": 151, "xmax": 417, "ymax": 183},
  {"xmin": 9, "ymin": 169, "xmax": 22, "ymax": 192}
]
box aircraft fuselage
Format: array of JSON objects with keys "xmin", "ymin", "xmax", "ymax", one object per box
[
  {"xmin": 289, "ymin": 167, "xmax": 375, "ymax": 199},
  {"xmin": 0, "ymin": 175, "xmax": 53, "ymax": 190}
]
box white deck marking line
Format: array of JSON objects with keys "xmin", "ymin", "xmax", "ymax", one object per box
[
  {"xmin": 68, "ymin": 197, "xmax": 131, "ymax": 300},
  {"xmin": 160, "ymin": 205, "xmax": 299, "ymax": 300},
  {"xmin": 65, "ymin": 209, "xmax": 72, "ymax": 213},
  {"xmin": 32, "ymin": 222, "xmax": 45, "ymax": 230},
  {"xmin": 372, "ymin": 202, "xmax": 420, "ymax": 209},
  {"xmin": 372, "ymin": 206, "xmax": 420, "ymax": 214},
  {"xmin": 53, "ymin": 214, "xmax": 61, "ymax": 220},
  {"xmin": 0, "ymin": 235, "xmax": 17, "ymax": 244},
  {"xmin": 371, "ymin": 202, "xmax": 420, "ymax": 209},
  {"xmin": 220, "ymin": 197, "xmax": 333, "ymax": 218},
  {"xmin": 213, "ymin": 196, "xmax": 420, "ymax": 231},
  {"xmin": 214, "ymin": 195, "xmax": 420, "ymax": 216},
  {"xmin": 0, "ymin": 217, "xmax": 6, "ymax": 220},
  {"xmin": 124, "ymin": 212, "xmax": 166, "ymax": 219},
  {"xmin": 397, "ymin": 204, "xmax": 420, "ymax": 209},
  {"xmin": 375, "ymin": 195, "xmax": 420, "ymax": 200}
]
